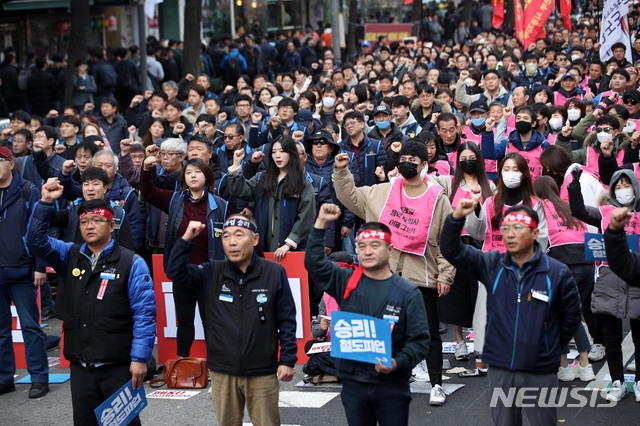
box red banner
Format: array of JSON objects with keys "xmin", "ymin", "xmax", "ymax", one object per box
[
  {"xmin": 153, "ymin": 253, "xmax": 311, "ymax": 365},
  {"xmin": 560, "ymin": 0, "xmax": 572, "ymax": 31},
  {"xmin": 514, "ymin": 0, "xmax": 525, "ymax": 47},
  {"xmin": 492, "ymin": 0, "xmax": 505, "ymax": 29},
  {"xmin": 522, "ymin": 0, "xmax": 555, "ymax": 49}
]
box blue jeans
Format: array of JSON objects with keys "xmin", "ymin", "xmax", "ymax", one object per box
[
  {"xmin": 0, "ymin": 276, "xmax": 49, "ymax": 384},
  {"xmin": 341, "ymin": 379, "xmax": 411, "ymax": 426}
]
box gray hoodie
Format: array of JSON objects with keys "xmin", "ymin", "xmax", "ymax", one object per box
[{"xmin": 609, "ymin": 169, "xmax": 640, "ymax": 211}]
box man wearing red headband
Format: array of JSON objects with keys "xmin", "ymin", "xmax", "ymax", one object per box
[
  {"xmin": 27, "ymin": 188, "xmax": 156, "ymax": 425},
  {"xmin": 441, "ymin": 199, "xmax": 582, "ymax": 425},
  {"xmin": 305, "ymin": 204, "xmax": 429, "ymax": 426}
]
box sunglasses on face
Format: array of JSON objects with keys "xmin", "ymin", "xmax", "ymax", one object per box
[
  {"xmin": 623, "ymin": 97, "xmax": 639, "ymax": 105},
  {"xmin": 595, "ymin": 127, "xmax": 613, "ymax": 133},
  {"xmin": 312, "ymin": 140, "xmax": 329, "ymax": 145}
]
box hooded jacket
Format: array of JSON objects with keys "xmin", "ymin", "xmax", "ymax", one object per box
[{"xmin": 394, "ymin": 112, "xmax": 422, "ymax": 137}]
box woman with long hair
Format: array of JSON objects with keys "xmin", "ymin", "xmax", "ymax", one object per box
[
  {"xmin": 142, "ymin": 117, "xmax": 168, "ymax": 147},
  {"xmin": 440, "ymin": 142, "xmax": 495, "ymax": 363},
  {"xmin": 534, "ymin": 176, "xmax": 596, "ymax": 383},
  {"xmin": 140, "ymin": 156, "xmax": 228, "ymax": 357},
  {"xmin": 227, "ymin": 135, "xmax": 315, "ymax": 260},
  {"xmin": 464, "ymin": 152, "xmax": 549, "ymax": 374}
]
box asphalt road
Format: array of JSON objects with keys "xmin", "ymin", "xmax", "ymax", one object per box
[{"xmin": 2, "ymin": 319, "xmax": 638, "ymax": 426}]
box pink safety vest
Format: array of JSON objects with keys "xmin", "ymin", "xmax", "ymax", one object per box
[
  {"xmin": 506, "ymin": 142, "xmax": 544, "ymax": 180},
  {"xmin": 507, "ymin": 114, "xmax": 516, "ymax": 130},
  {"xmin": 540, "ymin": 200, "xmax": 586, "ymax": 247},
  {"xmin": 546, "ymin": 133, "xmax": 558, "ymax": 145},
  {"xmin": 461, "ymin": 127, "xmax": 498, "ymax": 174},
  {"xmin": 597, "ymin": 90, "xmax": 624, "ymax": 105},
  {"xmin": 379, "ymin": 177, "xmax": 443, "ymax": 256},
  {"xmin": 634, "ymin": 163, "xmax": 640, "ymax": 182},
  {"xmin": 559, "ymin": 165, "xmax": 599, "ymax": 203},
  {"xmin": 585, "ymin": 145, "xmax": 624, "ymax": 178},
  {"xmin": 630, "ymin": 118, "xmax": 640, "ymax": 132},
  {"xmin": 322, "ymin": 293, "xmax": 339, "ymax": 341},
  {"xmin": 555, "ymin": 91, "xmax": 571, "ymax": 106},
  {"xmin": 599, "ymin": 205, "xmax": 640, "ymax": 266},
  {"xmin": 451, "ymin": 183, "xmax": 488, "ymax": 237},
  {"xmin": 431, "ymin": 159, "xmax": 453, "ymax": 176},
  {"xmin": 482, "ymin": 196, "xmax": 540, "ymax": 253}
]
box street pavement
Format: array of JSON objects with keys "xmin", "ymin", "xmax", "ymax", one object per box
[{"xmin": 2, "ymin": 318, "xmax": 638, "ymax": 426}]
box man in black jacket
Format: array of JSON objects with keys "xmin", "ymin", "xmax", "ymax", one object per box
[{"xmin": 166, "ymin": 214, "xmax": 297, "ymax": 425}]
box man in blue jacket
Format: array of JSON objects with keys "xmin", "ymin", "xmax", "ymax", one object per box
[
  {"xmin": 28, "ymin": 191, "xmax": 156, "ymax": 425},
  {"xmin": 0, "ymin": 146, "xmax": 49, "ymax": 399},
  {"xmin": 441, "ymin": 197, "xmax": 582, "ymax": 425}
]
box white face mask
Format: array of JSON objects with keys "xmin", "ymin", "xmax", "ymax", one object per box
[
  {"xmin": 549, "ymin": 117, "xmax": 564, "ymax": 131},
  {"xmin": 525, "ymin": 63, "xmax": 538, "ymax": 75},
  {"xmin": 623, "ymin": 121, "xmax": 635, "ymax": 134},
  {"xmin": 464, "ymin": 78, "xmax": 475, "ymax": 87},
  {"xmin": 615, "ymin": 187, "xmax": 635, "ymax": 205},
  {"xmin": 322, "ymin": 97, "xmax": 336, "ymax": 108},
  {"xmin": 567, "ymin": 109, "xmax": 581, "ymax": 121},
  {"xmin": 596, "ymin": 131, "xmax": 612, "ymax": 143},
  {"xmin": 502, "ymin": 171, "xmax": 523, "ymax": 189}
]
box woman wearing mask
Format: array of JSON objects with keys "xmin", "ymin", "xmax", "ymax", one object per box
[
  {"xmin": 465, "ymin": 153, "xmax": 549, "ymax": 374},
  {"xmin": 568, "ymin": 169, "xmax": 640, "ymax": 402},
  {"xmin": 534, "ymin": 176, "xmax": 596, "ymax": 383},
  {"xmin": 565, "ymin": 98, "xmax": 586, "ymax": 127},
  {"xmin": 440, "ymin": 142, "xmax": 495, "ymax": 363},
  {"xmin": 227, "ymin": 135, "xmax": 315, "ymax": 260},
  {"xmin": 140, "ymin": 157, "xmax": 228, "ymax": 358}
]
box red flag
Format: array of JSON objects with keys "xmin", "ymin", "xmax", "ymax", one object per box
[
  {"xmin": 560, "ymin": 0, "xmax": 572, "ymax": 31},
  {"xmin": 518, "ymin": 0, "xmax": 554, "ymax": 49},
  {"xmin": 492, "ymin": 0, "xmax": 505, "ymax": 29},
  {"xmin": 514, "ymin": 0, "xmax": 525, "ymax": 46}
]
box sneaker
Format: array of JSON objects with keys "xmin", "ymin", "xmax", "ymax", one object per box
[
  {"xmin": 575, "ymin": 364, "xmax": 596, "ymax": 382},
  {"xmin": 628, "ymin": 362, "xmax": 636, "ymax": 372},
  {"xmin": 41, "ymin": 307, "xmax": 52, "ymax": 321},
  {"xmin": 605, "ymin": 380, "xmax": 628, "ymax": 402},
  {"xmin": 411, "ymin": 360, "xmax": 430, "ymax": 382},
  {"xmin": 0, "ymin": 382, "xmax": 15, "ymax": 396},
  {"xmin": 429, "ymin": 384, "xmax": 446, "ymax": 406},
  {"xmin": 455, "ymin": 341, "xmax": 469, "ymax": 361},
  {"xmin": 438, "ymin": 322, "xmax": 448, "ymax": 334},
  {"xmin": 558, "ymin": 365, "xmax": 576, "ymax": 382},
  {"xmin": 588, "ymin": 344, "xmax": 606, "ymax": 362},
  {"xmin": 635, "ymin": 381, "xmax": 640, "ymax": 403},
  {"xmin": 28, "ymin": 382, "xmax": 49, "ymax": 399}
]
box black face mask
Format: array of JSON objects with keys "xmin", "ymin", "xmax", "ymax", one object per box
[
  {"xmin": 398, "ymin": 161, "xmax": 419, "ymax": 179},
  {"xmin": 516, "ymin": 120, "xmax": 533, "ymax": 134},
  {"xmin": 459, "ymin": 160, "xmax": 478, "ymax": 174}
]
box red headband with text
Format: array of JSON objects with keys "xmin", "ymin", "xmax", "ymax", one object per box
[
  {"xmin": 79, "ymin": 208, "xmax": 114, "ymax": 222},
  {"xmin": 502, "ymin": 212, "xmax": 538, "ymax": 229},
  {"xmin": 356, "ymin": 229, "xmax": 393, "ymax": 244}
]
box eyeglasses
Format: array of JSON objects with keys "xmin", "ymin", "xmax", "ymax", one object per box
[
  {"xmin": 499, "ymin": 223, "xmax": 530, "ymax": 234},
  {"xmin": 557, "ymin": 57, "xmax": 568, "ymax": 61},
  {"xmin": 623, "ymin": 97, "xmax": 639, "ymax": 105},
  {"xmin": 335, "ymin": 108, "xmax": 346, "ymax": 113},
  {"xmin": 236, "ymin": 103, "xmax": 251, "ymax": 108},
  {"xmin": 344, "ymin": 120, "xmax": 361, "ymax": 128},
  {"xmin": 79, "ymin": 219, "xmax": 111, "ymax": 227},
  {"xmin": 0, "ymin": 157, "xmax": 12, "ymax": 162},
  {"xmin": 159, "ymin": 151, "xmax": 181, "ymax": 158},
  {"xmin": 595, "ymin": 127, "xmax": 613, "ymax": 133},
  {"xmin": 312, "ymin": 140, "xmax": 328, "ymax": 145},
  {"xmin": 223, "ymin": 134, "xmax": 239, "ymax": 140}
]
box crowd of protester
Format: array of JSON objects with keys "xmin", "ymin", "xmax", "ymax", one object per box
[{"xmin": 1, "ymin": 1, "xmax": 640, "ymax": 414}]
